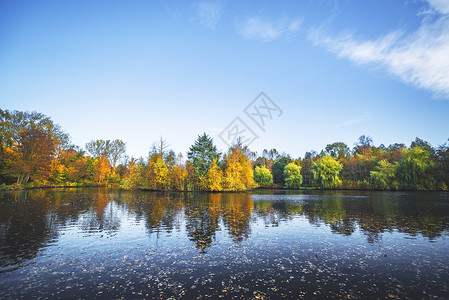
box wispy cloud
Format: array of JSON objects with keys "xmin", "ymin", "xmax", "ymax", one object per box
[
  {"xmin": 337, "ymin": 117, "xmax": 372, "ymax": 128},
  {"xmin": 238, "ymin": 17, "xmax": 302, "ymax": 42},
  {"xmin": 428, "ymin": 0, "xmax": 449, "ymax": 14},
  {"xmin": 309, "ymin": 0, "xmax": 449, "ymax": 99},
  {"xmin": 195, "ymin": 1, "xmax": 224, "ymax": 30}
]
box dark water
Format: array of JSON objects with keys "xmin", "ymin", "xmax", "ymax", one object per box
[{"xmin": 0, "ymin": 189, "xmax": 448, "ymax": 299}]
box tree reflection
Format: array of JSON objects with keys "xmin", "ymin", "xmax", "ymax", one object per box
[
  {"xmin": 1, "ymin": 189, "xmax": 449, "ymax": 268},
  {"xmin": 185, "ymin": 193, "xmax": 221, "ymax": 252},
  {"xmin": 0, "ymin": 190, "xmax": 57, "ymax": 269},
  {"xmin": 79, "ymin": 188, "xmax": 121, "ymax": 234},
  {"xmin": 222, "ymin": 194, "xmax": 253, "ymax": 242}
]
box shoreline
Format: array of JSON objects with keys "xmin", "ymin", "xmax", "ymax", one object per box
[{"xmin": 1, "ymin": 184, "xmax": 447, "ymax": 193}]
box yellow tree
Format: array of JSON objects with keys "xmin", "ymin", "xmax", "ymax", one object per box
[
  {"xmin": 94, "ymin": 155, "xmax": 112, "ymax": 183},
  {"xmin": 172, "ymin": 153, "xmax": 188, "ymax": 191},
  {"xmin": 206, "ymin": 158, "xmax": 223, "ymax": 191},
  {"xmin": 223, "ymin": 140, "xmax": 255, "ymax": 191},
  {"xmin": 121, "ymin": 158, "xmax": 142, "ymax": 190},
  {"xmin": 223, "ymin": 149, "xmax": 244, "ymax": 191},
  {"xmin": 153, "ymin": 157, "xmax": 168, "ymax": 190}
]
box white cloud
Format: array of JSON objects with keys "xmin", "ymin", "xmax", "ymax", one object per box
[
  {"xmin": 196, "ymin": 1, "xmax": 224, "ymax": 30},
  {"xmin": 238, "ymin": 17, "xmax": 302, "ymax": 42},
  {"xmin": 337, "ymin": 117, "xmax": 372, "ymax": 128},
  {"xmin": 309, "ymin": 1, "xmax": 449, "ymax": 98},
  {"xmin": 428, "ymin": 0, "xmax": 449, "ymax": 14}
]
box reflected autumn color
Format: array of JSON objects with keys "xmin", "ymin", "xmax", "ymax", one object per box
[
  {"xmin": 1, "ymin": 188, "xmax": 449, "ymax": 270},
  {"xmin": 222, "ymin": 193, "xmax": 253, "ymax": 242},
  {"xmin": 78, "ymin": 188, "xmax": 121, "ymax": 234},
  {"xmin": 185, "ymin": 193, "xmax": 221, "ymax": 252}
]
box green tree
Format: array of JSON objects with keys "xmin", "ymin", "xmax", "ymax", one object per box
[
  {"xmin": 187, "ymin": 133, "xmax": 220, "ymax": 180},
  {"xmin": 436, "ymin": 139, "xmax": 449, "ymax": 189},
  {"xmin": 254, "ymin": 166, "xmax": 273, "ymax": 186},
  {"xmin": 370, "ymin": 159, "xmax": 399, "ymax": 190},
  {"xmin": 312, "ymin": 156, "xmax": 342, "ymax": 189},
  {"xmin": 325, "ymin": 142, "xmax": 350, "ymax": 160},
  {"xmin": 272, "ymin": 156, "xmax": 292, "ymax": 185},
  {"xmin": 396, "ymin": 147, "xmax": 436, "ymax": 190},
  {"xmin": 284, "ymin": 162, "xmax": 302, "ymax": 188}
]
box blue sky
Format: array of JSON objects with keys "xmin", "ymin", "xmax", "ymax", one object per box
[{"xmin": 1, "ymin": 0, "xmax": 448, "ymax": 160}]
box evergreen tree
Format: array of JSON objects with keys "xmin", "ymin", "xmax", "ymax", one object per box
[{"xmin": 187, "ymin": 133, "xmax": 220, "ymax": 179}]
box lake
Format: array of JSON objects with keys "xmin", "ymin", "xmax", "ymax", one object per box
[{"xmin": 0, "ymin": 188, "xmax": 448, "ymax": 299}]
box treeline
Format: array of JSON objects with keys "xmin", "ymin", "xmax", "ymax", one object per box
[{"xmin": 1, "ymin": 109, "xmax": 448, "ymax": 191}]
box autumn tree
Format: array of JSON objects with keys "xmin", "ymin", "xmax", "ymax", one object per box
[
  {"xmin": 8, "ymin": 126, "xmax": 56, "ymax": 184},
  {"xmin": 153, "ymin": 157, "xmax": 169, "ymax": 190},
  {"xmin": 86, "ymin": 140, "xmax": 109, "ymax": 158},
  {"xmin": 253, "ymin": 166, "xmax": 273, "ymax": 186},
  {"xmin": 67, "ymin": 157, "xmax": 89, "ymax": 182},
  {"xmin": 284, "ymin": 162, "xmax": 302, "ymax": 188},
  {"xmin": 94, "ymin": 154, "xmax": 112, "ymax": 183},
  {"xmin": 121, "ymin": 158, "xmax": 143, "ymax": 190},
  {"xmin": 1, "ymin": 109, "xmax": 69, "ymax": 183},
  {"xmin": 206, "ymin": 158, "xmax": 223, "ymax": 191},
  {"xmin": 223, "ymin": 139, "xmax": 255, "ymax": 191},
  {"xmin": 312, "ymin": 156, "xmax": 343, "ymax": 189},
  {"xmin": 354, "ymin": 135, "xmax": 373, "ymax": 158},
  {"xmin": 85, "ymin": 139, "xmax": 126, "ymax": 168},
  {"xmin": 109, "ymin": 140, "xmax": 126, "ymax": 169},
  {"xmin": 149, "ymin": 137, "xmax": 171, "ymax": 160},
  {"xmin": 254, "ymin": 149, "xmax": 279, "ymax": 171}
]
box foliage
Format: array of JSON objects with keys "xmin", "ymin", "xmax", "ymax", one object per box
[
  {"xmin": 312, "ymin": 156, "xmax": 343, "ymax": 189},
  {"xmin": 7, "ymin": 126, "xmax": 56, "ymax": 184},
  {"xmin": 85, "ymin": 139, "xmax": 126, "ymax": 168},
  {"xmin": 153, "ymin": 158, "xmax": 168, "ymax": 190},
  {"xmin": 370, "ymin": 160, "xmax": 399, "ymax": 190},
  {"xmin": 254, "ymin": 149, "xmax": 279, "ymax": 171},
  {"xmin": 206, "ymin": 159, "xmax": 223, "ymax": 191},
  {"xmin": 223, "ymin": 140, "xmax": 255, "ymax": 191},
  {"xmin": 396, "ymin": 147, "xmax": 436, "ymax": 190},
  {"xmin": 121, "ymin": 159, "xmax": 143, "ymax": 190},
  {"xmin": 284, "ymin": 162, "xmax": 302, "ymax": 188},
  {"xmin": 272, "ymin": 156, "xmax": 292, "ymax": 185},
  {"xmin": 254, "ymin": 166, "xmax": 273, "ymax": 186},
  {"xmin": 325, "ymin": 142, "xmax": 350, "ymax": 160},
  {"xmin": 1, "ymin": 109, "xmax": 448, "ymax": 192},
  {"xmin": 187, "ymin": 133, "xmax": 220, "ymax": 180},
  {"xmin": 94, "ymin": 155, "xmax": 112, "ymax": 183}
]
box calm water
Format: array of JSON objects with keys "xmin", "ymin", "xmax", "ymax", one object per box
[{"xmin": 0, "ymin": 189, "xmax": 448, "ymax": 299}]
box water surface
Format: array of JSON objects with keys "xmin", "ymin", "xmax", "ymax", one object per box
[{"xmin": 0, "ymin": 188, "xmax": 448, "ymax": 299}]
